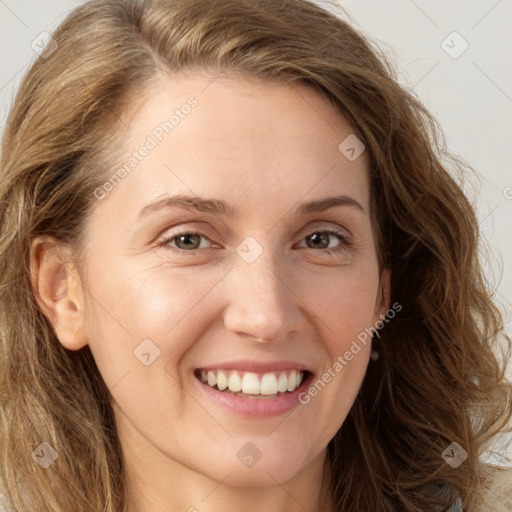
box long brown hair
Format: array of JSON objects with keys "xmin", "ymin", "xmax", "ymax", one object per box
[{"xmin": 1, "ymin": 0, "xmax": 511, "ymax": 510}]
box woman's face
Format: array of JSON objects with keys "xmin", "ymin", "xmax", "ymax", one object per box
[{"xmin": 54, "ymin": 74, "xmax": 389, "ymax": 488}]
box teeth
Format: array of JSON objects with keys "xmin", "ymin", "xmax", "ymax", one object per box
[
  {"xmin": 287, "ymin": 371, "xmax": 296, "ymax": 392},
  {"xmin": 260, "ymin": 373, "xmax": 278, "ymax": 395},
  {"xmin": 216, "ymin": 370, "xmax": 228, "ymax": 390},
  {"xmin": 199, "ymin": 369, "xmax": 305, "ymax": 396},
  {"xmin": 228, "ymin": 372, "xmax": 242, "ymax": 392},
  {"xmin": 277, "ymin": 372, "xmax": 288, "ymax": 392},
  {"xmin": 241, "ymin": 372, "xmax": 260, "ymax": 394}
]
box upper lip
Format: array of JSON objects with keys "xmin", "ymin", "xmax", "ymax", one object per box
[{"xmin": 196, "ymin": 359, "xmax": 312, "ymax": 374}]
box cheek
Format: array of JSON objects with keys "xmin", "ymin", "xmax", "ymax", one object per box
[
  {"xmin": 307, "ymin": 266, "xmax": 381, "ymax": 349},
  {"xmin": 296, "ymin": 267, "xmax": 378, "ymax": 424},
  {"xmin": 81, "ymin": 259, "xmax": 226, "ymax": 377},
  {"xmin": 298, "ymin": 321, "xmax": 374, "ymax": 447}
]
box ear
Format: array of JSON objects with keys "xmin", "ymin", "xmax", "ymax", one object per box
[
  {"xmin": 374, "ymin": 267, "xmax": 392, "ymax": 321},
  {"xmin": 29, "ymin": 236, "xmax": 88, "ymax": 351}
]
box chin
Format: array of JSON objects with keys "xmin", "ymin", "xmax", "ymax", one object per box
[{"xmin": 197, "ymin": 438, "xmax": 320, "ymax": 488}]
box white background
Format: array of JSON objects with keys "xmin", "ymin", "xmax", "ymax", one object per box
[{"xmin": 1, "ymin": 0, "xmax": 511, "ymax": 462}]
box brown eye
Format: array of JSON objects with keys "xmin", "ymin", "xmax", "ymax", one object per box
[
  {"xmin": 160, "ymin": 232, "xmax": 212, "ymax": 252},
  {"xmin": 299, "ymin": 230, "xmax": 351, "ymax": 253}
]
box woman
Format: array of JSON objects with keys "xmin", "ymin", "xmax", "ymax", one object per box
[{"xmin": 0, "ymin": 0, "xmax": 510, "ymax": 511}]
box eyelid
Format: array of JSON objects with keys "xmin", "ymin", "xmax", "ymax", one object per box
[
  {"xmin": 158, "ymin": 221, "xmax": 353, "ymax": 255},
  {"xmin": 298, "ymin": 220, "xmax": 352, "ymax": 239}
]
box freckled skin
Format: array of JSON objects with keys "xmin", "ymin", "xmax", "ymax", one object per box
[{"xmin": 65, "ymin": 74, "xmax": 390, "ymax": 512}]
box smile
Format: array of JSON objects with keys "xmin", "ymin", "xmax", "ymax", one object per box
[
  {"xmin": 193, "ymin": 363, "xmax": 314, "ymax": 417},
  {"xmin": 196, "ymin": 369, "xmax": 306, "ymax": 397}
]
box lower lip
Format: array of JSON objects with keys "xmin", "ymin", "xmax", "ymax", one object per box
[{"xmin": 194, "ymin": 372, "xmax": 314, "ymax": 418}]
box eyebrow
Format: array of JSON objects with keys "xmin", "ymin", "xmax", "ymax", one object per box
[{"xmin": 137, "ymin": 193, "xmax": 366, "ymax": 219}]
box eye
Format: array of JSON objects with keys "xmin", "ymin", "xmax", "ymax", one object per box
[
  {"xmin": 297, "ymin": 229, "xmax": 352, "ymax": 254},
  {"xmin": 159, "ymin": 232, "xmax": 214, "ymax": 252},
  {"xmin": 158, "ymin": 228, "xmax": 352, "ymax": 254}
]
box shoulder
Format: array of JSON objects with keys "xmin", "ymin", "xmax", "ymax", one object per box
[
  {"xmin": 0, "ymin": 490, "xmax": 11, "ymax": 512},
  {"xmin": 447, "ymin": 499, "xmax": 463, "ymax": 511},
  {"xmin": 471, "ymin": 466, "xmax": 512, "ymax": 512},
  {"xmin": 438, "ymin": 467, "xmax": 512, "ymax": 512}
]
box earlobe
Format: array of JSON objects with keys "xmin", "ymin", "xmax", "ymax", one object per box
[
  {"xmin": 30, "ymin": 236, "xmax": 88, "ymax": 351},
  {"xmin": 377, "ymin": 267, "xmax": 392, "ymax": 318}
]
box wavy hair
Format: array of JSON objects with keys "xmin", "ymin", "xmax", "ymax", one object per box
[{"xmin": 0, "ymin": 0, "xmax": 511, "ymax": 510}]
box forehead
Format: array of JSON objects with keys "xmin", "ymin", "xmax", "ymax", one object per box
[{"xmin": 93, "ymin": 71, "xmax": 370, "ymax": 220}]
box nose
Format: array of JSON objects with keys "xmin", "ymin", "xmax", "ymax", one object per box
[{"xmin": 222, "ymin": 248, "xmax": 305, "ymax": 344}]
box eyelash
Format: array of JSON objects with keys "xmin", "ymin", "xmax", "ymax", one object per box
[{"xmin": 158, "ymin": 228, "xmax": 352, "ymax": 255}]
